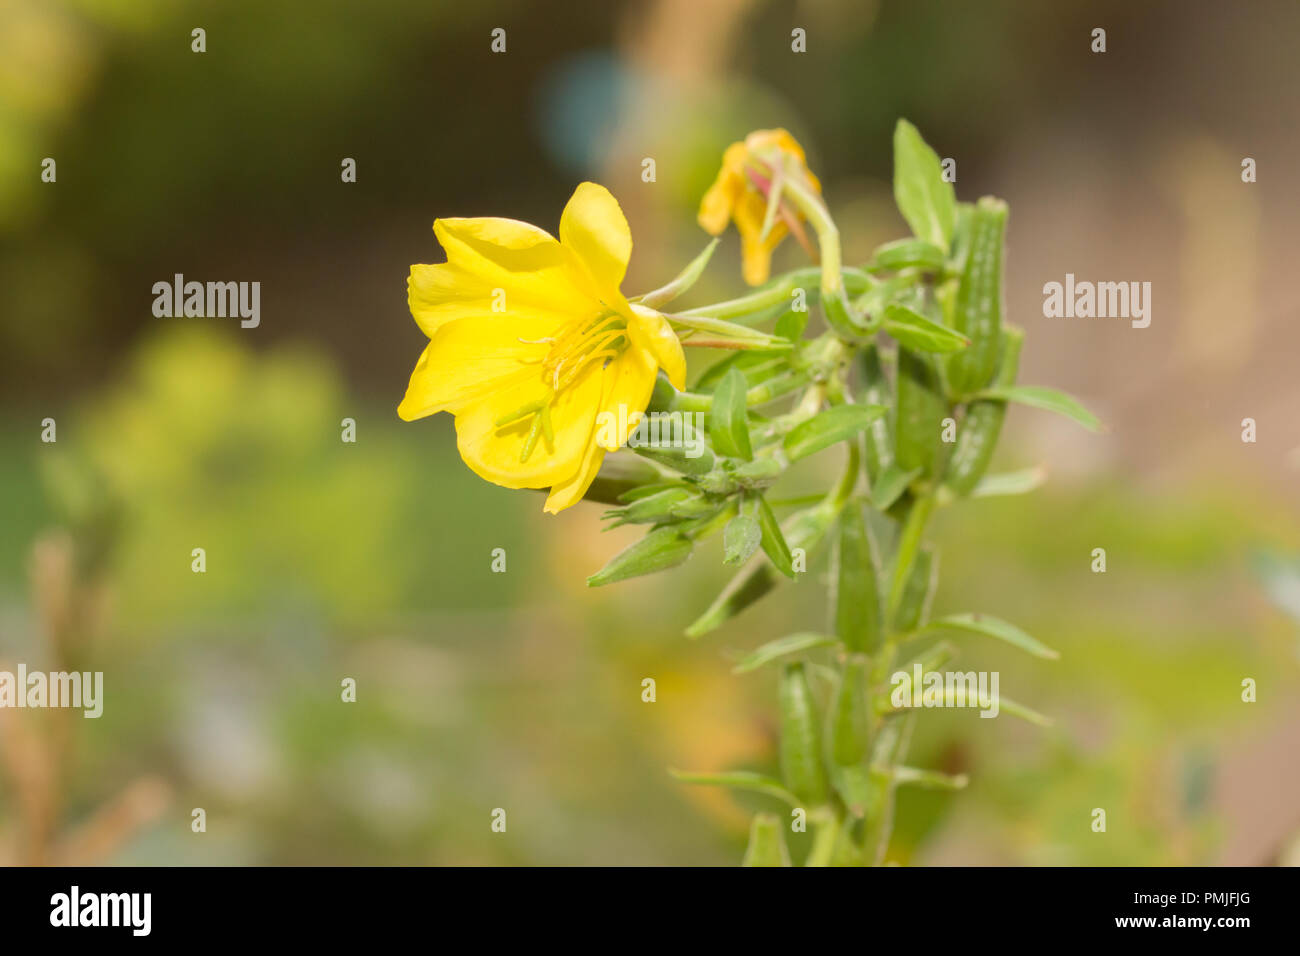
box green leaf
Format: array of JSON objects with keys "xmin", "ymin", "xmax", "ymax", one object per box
[
  {"xmin": 586, "ymin": 527, "xmax": 693, "ymax": 587},
  {"xmin": 783, "ymin": 404, "xmax": 886, "ymax": 463},
  {"xmin": 774, "ymin": 309, "xmax": 809, "ymax": 342},
  {"xmin": 722, "ymin": 514, "xmax": 762, "ymax": 566},
  {"xmin": 709, "ymin": 368, "xmax": 753, "ymax": 460},
  {"xmin": 829, "ymin": 763, "xmax": 874, "ymax": 818},
  {"xmin": 883, "ymin": 303, "xmax": 970, "ymax": 353},
  {"xmin": 669, "ymin": 769, "xmax": 801, "ymax": 807},
  {"xmin": 742, "ymin": 813, "xmax": 791, "ymax": 866},
  {"xmin": 753, "ymin": 493, "xmax": 795, "ymax": 579},
  {"xmin": 969, "ymin": 466, "xmax": 1048, "ymax": 498},
  {"xmin": 927, "ymin": 612, "xmax": 1060, "ymax": 660},
  {"xmin": 869, "ymin": 237, "xmax": 947, "ymax": 273},
  {"xmin": 893, "ymin": 119, "xmax": 957, "ymax": 252},
  {"xmin": 977, "ymin": 384, "xmax": 1102, "ymax": 432},
  {"xmin": 731, "ymin": 632, "xmax": 837, "ymax": 674},
  {"xmin": 892, "ymin": 766, "xmax": 969, "ymax": 790},
  {"xmin": 635, "ymin": 238, "xmax": 719, "ymax": 308},
  {"xmin": 870, "ymin": 463, "xmax": 919, "ymax": 510},
  {"xmin": 996, "ymin": 695, "xmax": 1054, "ymax": 727}
]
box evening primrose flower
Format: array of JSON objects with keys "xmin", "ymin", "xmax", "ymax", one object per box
[
  {"xmin": 698, "ymin": 128, "xmax": 821, "ymax": 286},
  {"xmin": 398, "ymin": 183, "xmax": 687, "ymax": 514}
]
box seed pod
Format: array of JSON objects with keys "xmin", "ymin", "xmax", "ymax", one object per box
[
  {"xmin": 894, "ymin": 348, "xmax": 947, "ymax": 477},
  {"xmin": 828, "ymin": 654, "xmax": 871, "ymax": 766},
  {"xmin": 833, "ymin": 501, "xmax": 883, "ymax": 653},
  {"xmin": 891, "ymin": 545, "xmax": 936, "ymax": 634},
  {"xmin": 778, "ymin": 662, "xmax": 828, "ymax": 805},
  {"xmin": 946, "ymin": 196, "xmax": 1007, "ymax": 396},
  {"xmin": 944, "ymin": 326, "xmax": 1023, "ymax": 496},
  {"xmin": 858, "ymin": 345, "xmax": 894, "ymax": 484}
]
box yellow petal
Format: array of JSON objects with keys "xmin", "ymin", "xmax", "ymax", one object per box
[
  {"xmin": 407, "ymin": 262, "xmax": 580, "ymax": 339},
  {"xmin": 591, "ymin": 345, "xmax": 658, "ymax": 452},
  {"xmin": 698, "ymin": 143, "xmax": 746, "ymax": 235},
  {"xmin": 433, "ymin": 216, "xmax": 592, "ymax": 316},
  {"xmin": 543, "ymin": 439, "xmax": 607, "ymax": 514},
  {"xmin": 559, "ymin": 182, "xmax": 632, "ymax": 300},
  {"xmin": 456, "ymin": 359, "xmax": 603, "ymax": 489},
  {"xmin": 628, "ymin": 305, "xmax": 686, "ymax": 389},
  {"xmin": 397, "ymin": 315, "xmax": 555, "ymax": 421}
]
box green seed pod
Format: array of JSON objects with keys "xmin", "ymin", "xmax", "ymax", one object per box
[
  {"xmin": 891, "ymin": 545, "xmax": 936, "ymax": 634},
  {"xmin": 607, "ymin": 486, "xmax": 699, "ymax": 525},
  {"xmin": 894, "ymin": 348, "xmax": 947, "ymax": 477},
  {"xmin": 833, "ymin": 501, "xmax": 883, "ymax": 653},
  {"xmin": 828, "ymin": 654, "xmax": 871, "ymax": 766},
  {"xmin": 778, "ymin": 662, "xmax": 828, "ymax": 805},
  {"xmin": 945, "ymin": 326, "xmax": 1024, "ymax": 496},
  {"xmin": 946, "ymin": 196, "xmax": 1007, "ymax": 396},
  {"xmin": 858, "ymin": 344, "xmax": 894, "ymax": 485}
]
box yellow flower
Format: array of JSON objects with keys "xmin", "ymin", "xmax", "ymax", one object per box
[
  {"xmin": 398, "ymin": 182, "xmax": 687, "ymax": 514},
  {"xmin": 698, "ymin": 128, "xmax": 821, "ymax": 286}
]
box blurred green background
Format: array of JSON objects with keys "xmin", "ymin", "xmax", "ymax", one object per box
[{"xmin": 2, "ymin": 0, "xmax": 1298, "ymax": 865}]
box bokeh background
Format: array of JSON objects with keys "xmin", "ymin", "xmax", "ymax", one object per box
[{"xmin": 2, "ymin": 0, "xmax": 1299, "ymax": 865}]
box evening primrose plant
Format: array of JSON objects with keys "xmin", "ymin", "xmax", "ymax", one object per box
[{"xmin": 399, "ymin": 121, "xmax": 1100, "ymax": 866}]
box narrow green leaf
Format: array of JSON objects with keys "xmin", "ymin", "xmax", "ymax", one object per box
[
  {"xmin": 742, "ymin": 813, "xmax": 791, "ymax": 866},
  {"xmin": 893, "ymin": 119, "xmax": 957, "ymax": 252},
  {"xmin": 669, "ymin": 769, "xmax": 800, "ymax": 807},
  {"xmin": 970, "ymin": 466, "xmax": 1048, "ymax": 498},
  {"xmin": 883, "ymin": 303, "xmax": 970, "ymax": 353},
  {"xmin": 774, "ymin": 310, "xmax": 809, "ymax": 342},
  {"xmin": 723, "ymin": 514, "xmax": 762, "ymax": 566},
  {"xmin": 710, "ymin": 368, "xmax": 753, "ymax": 460},
  {"xmin": 829, "ymin": 763, "xmax": 873, "ymax": 819},
  {"xmin": 996, "ymin": 695, "xmax": 1054, "ymax": 727},
  {"xmin": 870, "ymin": 463, "xmax": 919, "ymax": 510},
  {"xmin": 927, "ymin": 612, "xmax": 1060, "ymax": 660},
  {"xmin": 892, "ymin": 766, "xmax": 969, "ymax": 790},
  {"xmin": 731, "ymin": 632, "xmax": 837, "ymax": 674},
  {"xmin": 977, "ymin": 384, "xmax": 1102, "ymax": 432},
  {"xmin": 636, "ymin": 238, "xmax": 719, "ymax": 308},
  {"xmin": 586, "ymin": 527, "xmax": 693, "ymax": 587},
  {"xmin": 783, "ymin": 404, "xmax": 886, "ymax": 462},
  {"xmin": 753, "ymin": 493, "xmax": 795, "ymax": 578}
]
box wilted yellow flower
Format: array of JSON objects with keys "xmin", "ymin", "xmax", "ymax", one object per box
[
  {"xmin": 698, "ymin": 128, "xmax": 821, "ymax": 286},
  {"xmin": 399, "ymin": 183, "xmax": 687, "ymax": 514}
]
